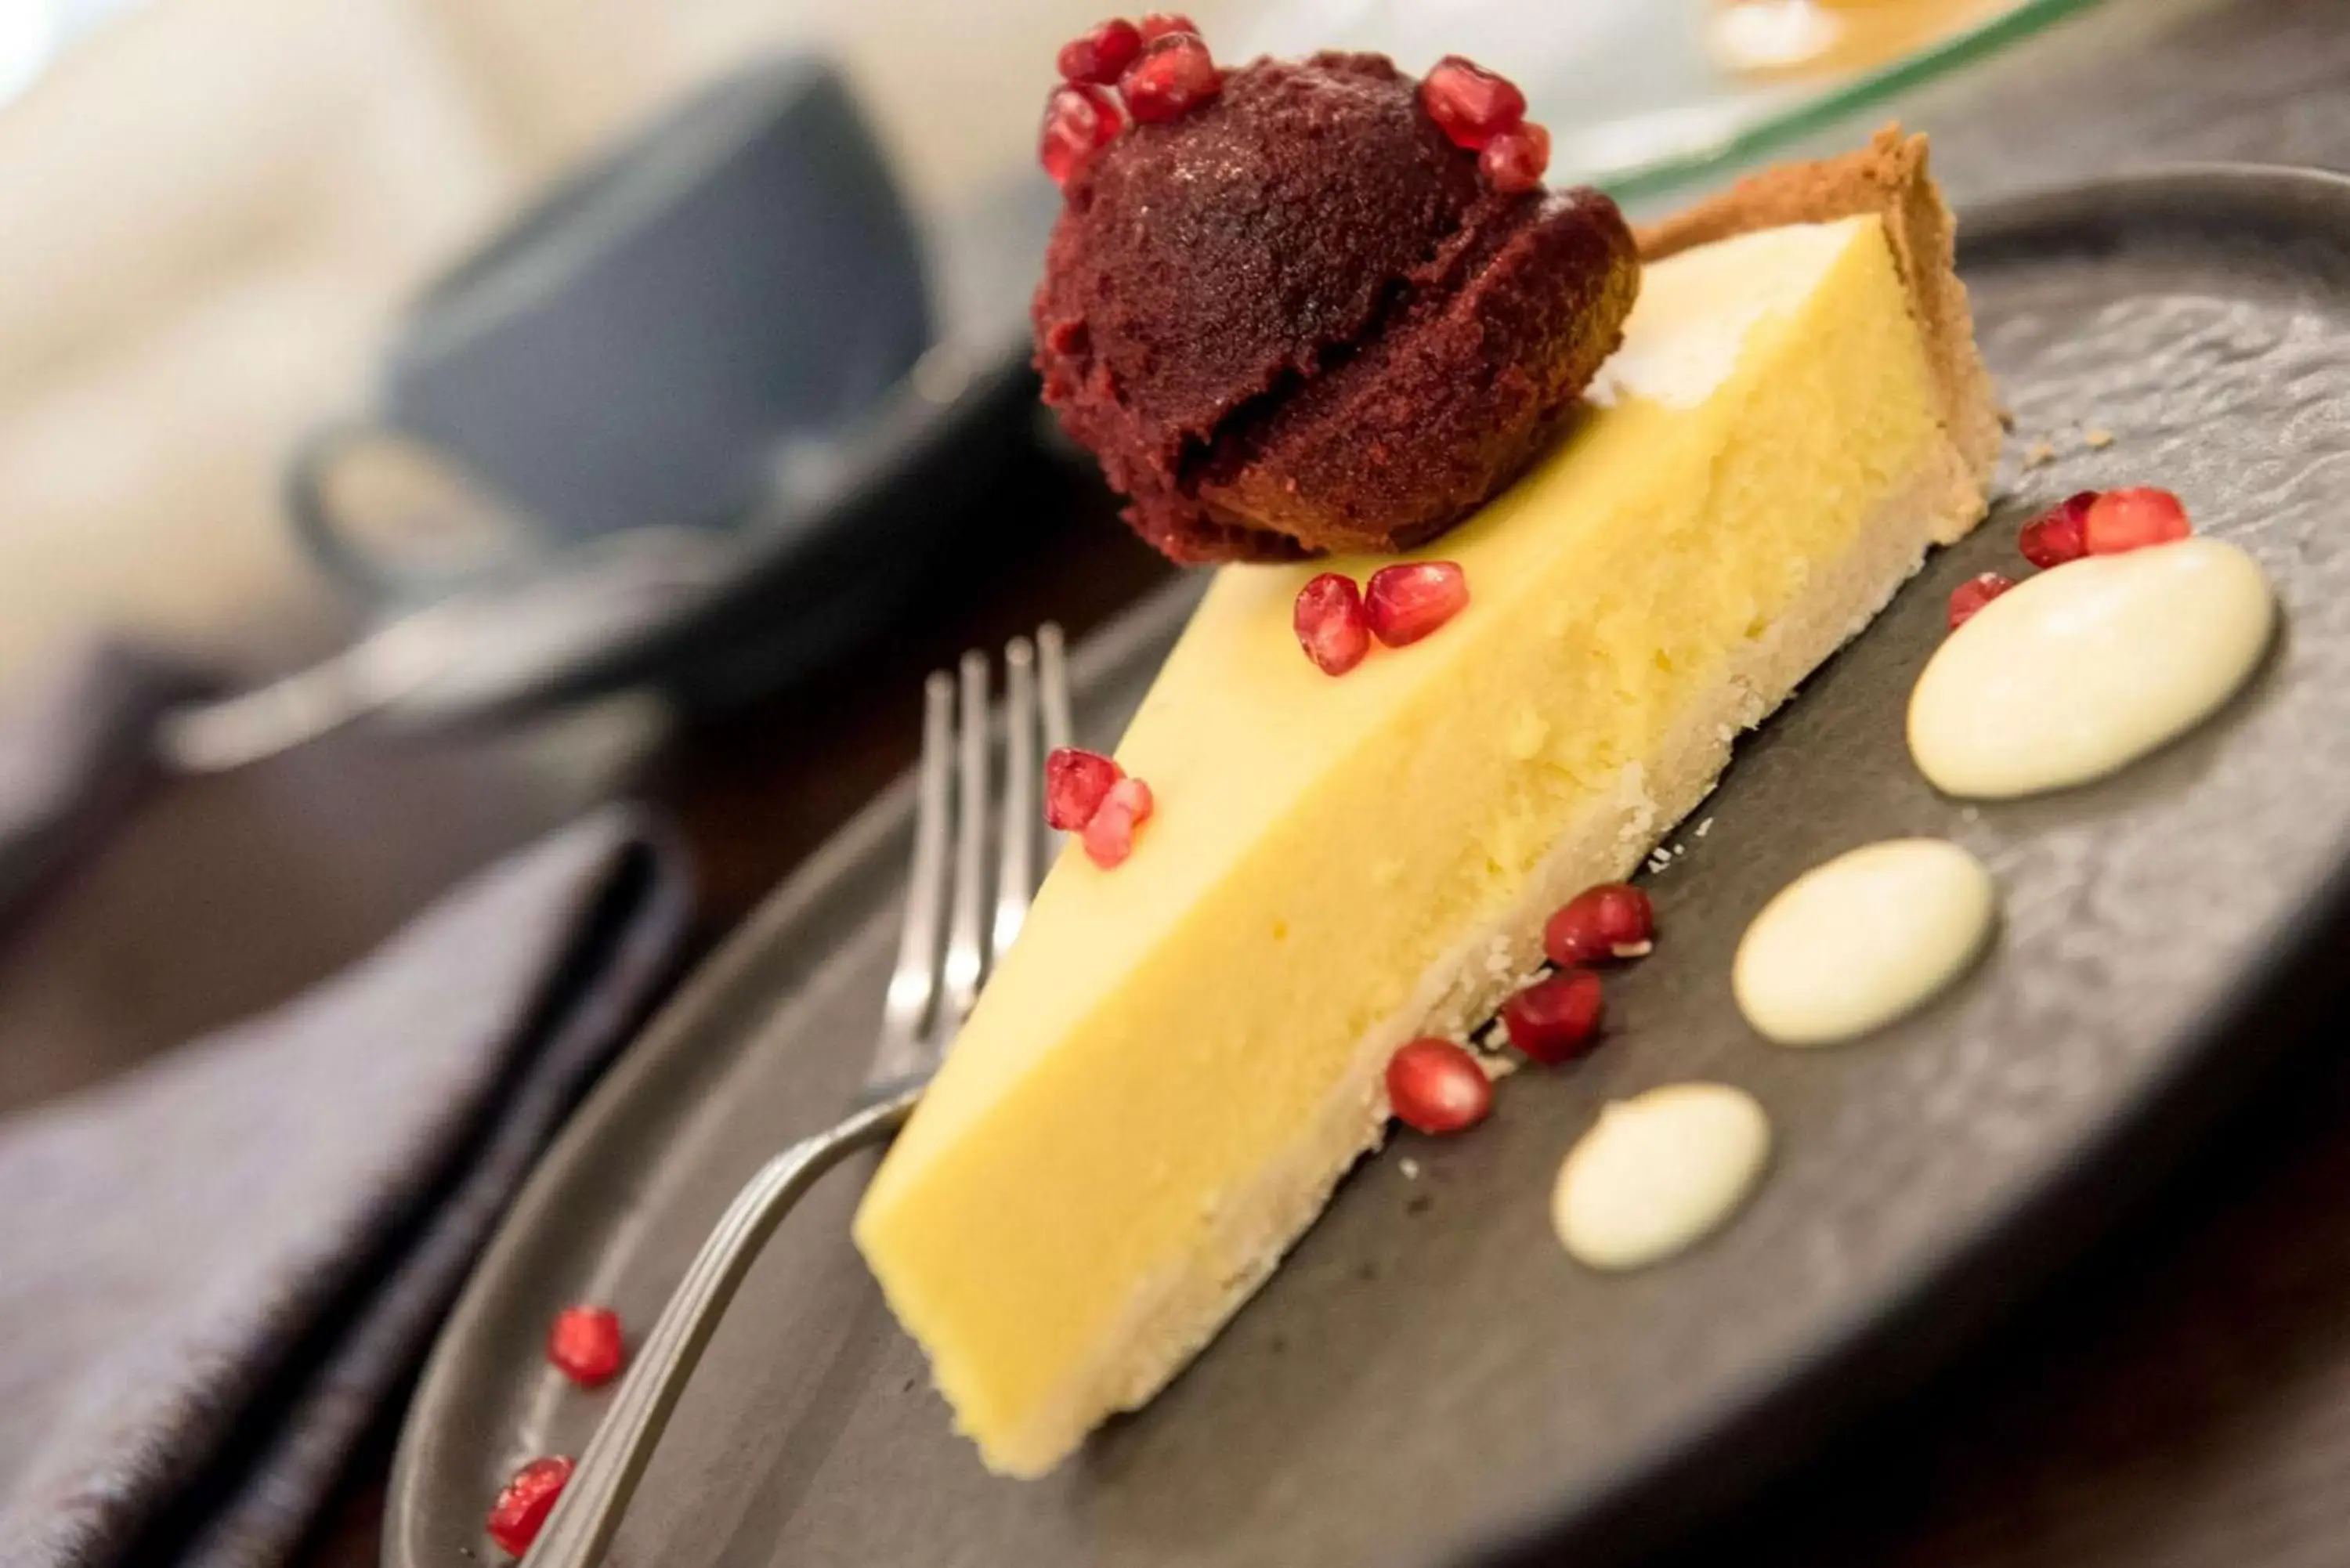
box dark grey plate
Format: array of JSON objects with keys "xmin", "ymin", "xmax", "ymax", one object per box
[{"xmin": 389, "ymin": 167, "xmax": 2350, "ymax": 1568}]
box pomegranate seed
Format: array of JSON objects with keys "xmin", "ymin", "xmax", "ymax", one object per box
[
  {"xmin": 487, "ymin": 1455, "xmax": 575, "ymax": 1557},
  {"xmin": 1137, "ymin": 11, "xmax": 1198, "ymax": 42},
  {"xmin": 1543, "ymin": 884, "xmax": 1656, "ymax": 967},
  {"xmin": 2084, "ymin": 486, "xmax": 2192, "ymax": 555},
  {"xmin": 1039, "ymin": 83, "xmax": 1124, "ymax": 187},
  {"xmin": 1121, "ymin": 32, "xmax": 1221, "ymax": 123},
  {"xmin": 546, "ymin": 1304, "xmax": 624, "ymax": 1388},
  {"xmin": 1058, "ymin": 18, "xmax": 1143, "ymax": 84},
  {"xmin": 1046, "ymin": 746, "xmax": 1124, "ymax": 830},
  {"xmin": 1294, "ymin": 573, "xmax": 1371, "ymax": 676},
  {"xmin": 1386, "ymin": 1038, "xmax": 1493, "ymax": 1135},
  {"xmin": 2019, "ymin": 490, "xmax": 2095, "ymax": 568},
  {"xmin": 1502, "ymin": 970, "xmax": 1605, "ymax": 1065},
  {"xmin": 1419, "ymin": 56, "xmax": 1527, "ymax": 150},
  {"xmin": 1083, "ymin": 775, "xmax": 1155, "ymax": 868},
  {"xmin": 1479, "ymin": 123, "xmax": 1550, "ymax": 193},
  {"xmin": 1947, "ymin": 572, "xmax": 2016, "ymax": 630},
  {"xmin": 1364, "ymin": 562, "xmax": 1470, "ymax": 648}
]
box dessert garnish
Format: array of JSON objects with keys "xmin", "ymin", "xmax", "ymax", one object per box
[
  {"xmin": 547, "ymin": 1303, "xmax": 625, "ymax": 1387},
  {"xmin": 1082, "ymin": 775, "xmax": 1156, "ymax": 868},
  {"xmin": 1418, "ymin": 56, "xmax": 1550, "ymax": 193},
  {"xmin": 1032, "ymin": 31, "xmax": 1637, "ymax": 562},
  {"xmin": 1037, "ymin": 85, "xmax": 1124, "ymax": 188},
  {"xmin": 2082, "ymin": 485, "xmax": 2191, "ymax": 555},
  {"xmin": 1946, "ymin": 571, "xmax": 2014, "ymax": 630},
  {"xmin": 487, "ymin": 1454, "xmax": 576, "ymax": 1557},
  {"xmin": 1363, "ymin": 562, "xmax": 1471, "ymax": 648},
  {"xmin": 1294, "ymin": 573, "xmax": 1372, "ymax": 675},
  {"xmin": 1910, "ymin": 535, "xmax": 2275, "ymax": 799},
  {"xmin": 1542, "ymin": 883, "xmax": 1655, "ymax": 965},
  {"xmin": 1385, "ymin": 1038, "xmax": 1495, "ymax": 1134},
  {"xmin": 1292, "ymin": 561, "xmax": 1470, "ymax": 673},
  {"xmin": 1734, "ymin": 839, "xmax": 1996, "ymax": 1046},
  {"xmin": 1044, "ymin": 746, "xmax": 1123, "ymax": 830},
  {"xmin": 2018, "ymin": 490, "xmax": 2094, "ymax": 568},
  {"xmin": 1501, "ymin": 968, "xmax": 1606, "ymax": 1064},
  {"xmin": 1121, "ymin": 29, "xmax": 1223, "ymax": 123},
  {"xmin": 1553, "ymin": 1084, "xmax": 1770, "ymax": 1271},
  {"xmin": 1045, "ymin": 746, "xmax": 1155, "ymax": 866},
  {"xmin": 1056, "ymin": 18, "xmax": 1142, "ymax": 85}
]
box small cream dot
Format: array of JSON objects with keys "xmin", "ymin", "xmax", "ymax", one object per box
[
  {"xmin": 1909, "ymin": 538, "xmax": 2275, "ymax": 800},
  {"xmin": 1734, "ymin": 839, "xmax": 1995, "ymax": 1047},
  {"xmin": 1553, "ymin": 1084, "xmax": 1770, "ymax": 1270}
]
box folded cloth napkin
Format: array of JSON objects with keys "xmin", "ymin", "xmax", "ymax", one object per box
[
  {"xmin": 0, "ymin": 641, "xmax": 215, "ymax": 931},
  {"xmin": 0, "ymin": 803, "xmax": 692, "ymax": 1568}
]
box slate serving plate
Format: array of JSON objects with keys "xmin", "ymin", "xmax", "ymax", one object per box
[{"xmin": 389, "ymin": 167, "xmax": 2350, "ymax": 1568}]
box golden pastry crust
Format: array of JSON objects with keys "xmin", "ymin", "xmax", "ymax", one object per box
[{"xmin": 1636, "ymin": 125, "xmax": 2001, "ymax": 493}]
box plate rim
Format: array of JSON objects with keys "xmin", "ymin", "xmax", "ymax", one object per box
[{"xmin": 384, "ymin": 161, "xmax": 2350, "ymax": 1568}]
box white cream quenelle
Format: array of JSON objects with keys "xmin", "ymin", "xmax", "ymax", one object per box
[
  {"xmin": 1908, "ymin": 537, "xmax": 2275, "ymax": 799},
  {"xmin": 1553, "ymin": 1084, "xmax": 1771, "ymax": 1270},
  {"xmin": 1734, "ymin": 839, "xmax": 1997, "ymax": 1047}
]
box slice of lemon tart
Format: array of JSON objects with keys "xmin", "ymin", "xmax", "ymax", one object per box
[{"xmin": 855, "ymin": 124, "xmax": 1998, "ymax": 1477}]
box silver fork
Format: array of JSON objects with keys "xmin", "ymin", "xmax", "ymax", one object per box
[{"xmin": 522, "ymin": 625, "xmax": 1073, "ymax": 1568}]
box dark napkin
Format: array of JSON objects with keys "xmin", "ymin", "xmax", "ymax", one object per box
[
  {"xmin": 0, "ymin": 641, "xmax": 215, "ymax": 930},
  {"xmin": 0, "ymin": 802, "xmax": 691, "ymax": 1568}
]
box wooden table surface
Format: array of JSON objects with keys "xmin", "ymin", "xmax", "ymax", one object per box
[{"xmin": 3, "ymin": 0, "xmax": 2345, "ymax": 1563}]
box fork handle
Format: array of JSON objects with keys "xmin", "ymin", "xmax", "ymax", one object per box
[{"xmin": 522, "ymin": 1085, "xmax": 922, "ymax": 1568}]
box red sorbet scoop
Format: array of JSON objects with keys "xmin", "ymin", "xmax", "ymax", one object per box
[{"xmin": 1032, "ymin": 50, "xmax": 1638, "ymax": 564}]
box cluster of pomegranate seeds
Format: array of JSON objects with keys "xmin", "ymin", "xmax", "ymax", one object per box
[
  {"xmin": 1292, "ymin": 562, "xmax": 1470, "ymax": 675},
  {"xmin": 1502, "ymin": 969, "xmax": 1607, "ymax": 1064},
  {"xmin": 1057, "ymin": 17, "xmax": 1141, "ymax": 83},
  {"xmin": 1365, "ymin": 562, "xmax": 1471, "ymax": 648},
  {"xmin": 1046, "ymin": 746, "xmax": 1124, "ymax": 830},
  {"xmin": 547, "ymin": 1304, "xmax": 625, "ymax": 1388},
  {"xmin": 1947, "ymin": 572, "xmax": 2016, "ymax": 630},
  {"xmin": 487, "ymin": 1455, "xmax": 576, "ymax": 1556},
  {"xmin": 1082, "ymin": 775, "xmax": 1157, "ymax": 868},
  {"xmin": 1419, "ymin": 55, "xmax": 1551, "ymax": 192},
  {"xmin": 1384, "ymin": 880, "xmax": 1658, "ymax": 1136},
  {"xmin": 1046, "ymin": 748, "xmax": 1155, "ymax": 867},
  {"xmin": 2019, "ymin": 490, "xmax": 2095, "ymax": 568},
  {"xmin": 1542, "ymin": 883, "xmax": 1655, "ymax": 966},
  {"xmin": 1039, "ymin": 84, "xmax": 1125, "ymax": 187},
  {"xmin": 1042, "ymin": 15, "xmax": 1221, "ymax": 184},
  {"xmin": 1386, "ymin": 1037, "xmax": 1494, "ymax": 1134},
  {"xmin": 1294, "ymin": 572, "xmax": 1372, "ymax": 675},
  {"xmin": 2084, "ymin": 486, "xmax": 2191, "ymax": 555},
  {"xmin": 1950, "ymin": 486, "xmax": 2194, "ymax": 640}
]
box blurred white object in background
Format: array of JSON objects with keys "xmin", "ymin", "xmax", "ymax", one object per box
[{"xmin": 0, "ymin": 0, "xmax": 144, "ymax": 105}]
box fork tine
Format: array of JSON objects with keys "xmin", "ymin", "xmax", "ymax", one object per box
[
  {"xmin": 1036, "ymin": 623, "xmax": 1072, "ymax": 756},
  {"xmin": 875, "ymin": 671, "xmax": 954, "ymax": 1080},
  {"xmin": 935, "ymin": 650, "xmax": 991, "ymax": 1037},
  {"xmin": 992, "ymin": 638, "xmax": 1039, "ymax": 959},
  {"xmin": 1036, "ymin": 623, "xmax": 1076, "ymax": 858}
]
